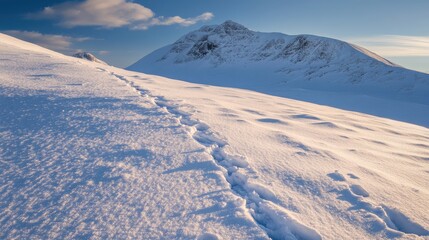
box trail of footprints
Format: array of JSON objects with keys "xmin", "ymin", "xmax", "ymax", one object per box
[
  {"xmin": 95, "ymin": 68, "xmax": 429, "ymax": 239},
  {"xmin": 107, "ymin": 70, "xmax": 322, "ymax": 240},
  {"xmin": 328, "ymin": 170, "xmax": 429, "ymax": 237}
]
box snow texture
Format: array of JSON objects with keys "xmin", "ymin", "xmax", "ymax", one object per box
[
  {"xmin": 2, "ymin": 32, "xmax": 429, "ymax": 240},
  {"xmin": 0, "ymin": 33, "xmax": 268, "ymax": 239}
]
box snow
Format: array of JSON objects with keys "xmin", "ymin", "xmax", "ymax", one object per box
[
  {"xmin": 0, "ymin": 33, "xmax": 268, "ymax": 239},
  {"xmin": 128, "ymin": 21, "xmax": 429, "ymax": 127},
  {"xmin": 2, "ymin": 32, "xmax": 429, "ymax": 240},
  {"xmin": 109, "ymin": 68, "xmax": 429, "ymax": 239}
]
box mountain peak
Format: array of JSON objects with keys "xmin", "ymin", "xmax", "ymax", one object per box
[
  {"xmin": 197, "ymin": 20, "xmax": 251, "ymax": 35},
  {"xmin": 213, "ymin": 20, "xmax": 250, "ymax": 34},
  {"xmin": 219, "ymin": 20, "xmax": 249, "ymax": 30}
]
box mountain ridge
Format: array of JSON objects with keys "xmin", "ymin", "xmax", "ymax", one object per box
[
  {"xmin": 128, "ymin": 21, "xmax": 429, "ymax": 105},
  {"xmin": 166, "ymin": 20, "xmax": 396, "ymax": 67}
]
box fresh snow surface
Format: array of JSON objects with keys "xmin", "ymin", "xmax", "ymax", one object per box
[
  {"xmin": 128, "ymin": 21, "xmax": 429, "ymax": 127},
  {"xmin": 1, "ymin": 34, "xmax": 429, "ymax": 240}
]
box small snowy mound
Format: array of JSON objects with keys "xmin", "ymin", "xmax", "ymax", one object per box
[{"xmin": 73, "ymin": 52, "xmax": 107, "ymax": 65}]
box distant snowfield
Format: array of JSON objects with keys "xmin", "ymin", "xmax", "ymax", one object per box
[{"xmin": 1, "ymin": 34, "xmax": 429, "ymax": 239}]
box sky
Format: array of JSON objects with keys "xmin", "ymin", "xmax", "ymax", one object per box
[{"xmin": 1, "ymin": 0, "xmax": 428, "ymax": 73}]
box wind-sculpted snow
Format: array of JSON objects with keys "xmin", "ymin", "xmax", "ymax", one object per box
[{"xmin": 128, "ymin": 21, "xmax": 429, "ymax": 126}]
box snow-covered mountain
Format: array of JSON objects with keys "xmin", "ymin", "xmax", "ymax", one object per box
[
  {"xmin": 128, "ymin": 21, "xmax": 429, "ymax": 105},
  {"xmin": 73, "ymin": 52, "xmax": 107, "ymax": 64},
  {"xmin": 1, "ymin": 33, "xmax": 429, "ymax": 240}
]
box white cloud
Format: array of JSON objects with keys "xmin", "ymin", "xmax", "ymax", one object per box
[
  {"xmin": 3, "ymin": 30, "xmax": 90, "ymax": 52},
  {"xmin": 38, "ymin": 0, "xmax": 153, "ymax": 28},
  {"xmin": 349, "ymin": 35, "xmax": 429, "ymax": 57},
  {"xmin": 133, "ymin": 12, "xmax": 214, "ymax": 30},
  {"xmin": 30, "ymin": 0, "xmax": 213, "ymax": 29}
]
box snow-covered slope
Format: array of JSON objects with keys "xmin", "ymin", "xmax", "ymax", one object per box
[
  {"xmin": 73, "ymin": 52, "xmax": 107, "ymax": 65},
  {"xmin": 128, "ymin": 21, "xmax": 429, "ymax": 126},
  {"xmin": 1, "ymin": 33, "xmax": 429, "ymax": 240},
  {"xmin": 0, "ymin": 33, "xmax": 268, "ymax": 239}
]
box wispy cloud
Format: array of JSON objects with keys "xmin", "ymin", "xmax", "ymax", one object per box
[
  {"xmin": 3, "ymin": 30, "xmax": 90, "ymax": 53},
  {"xmin": 29, "ymin": 0, "xmax": 213, "ymax": 30},
  {"xmin": 133, "ymin": 12, "xmax": 214, "ymax": 30},
  {"xmin": 349, "ymin": 35, "xmax": 429, "ymax": 57}
]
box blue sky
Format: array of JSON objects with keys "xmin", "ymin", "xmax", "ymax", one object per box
[{"xmin": 1, "ymin": 0, "xmax": 428, "ymax": 72}]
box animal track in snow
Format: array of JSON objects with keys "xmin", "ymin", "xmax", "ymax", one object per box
[
  {"xmin": 327, "ymin": 170, "xmax": 346, "ymax": 181},
  {"xmin": 347, "ymin": 173, "xmax": 359, "ymax": 179},
  {"xmin": 328, "ymin": 170, "xmax": 429, "ymax": 237},
  {"xmin": 349, "ymin": 184, "xmax": 369, "ymax": 197},
  {"xmin": 109, "ymin": 71, "xmax": 322, "ymax": 240}
]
